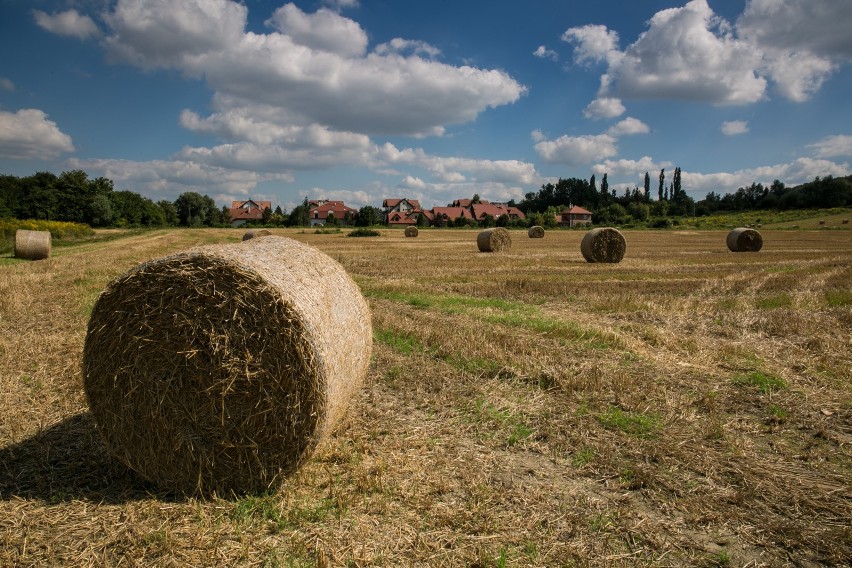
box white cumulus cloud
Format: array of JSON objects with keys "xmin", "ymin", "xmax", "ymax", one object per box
[
  {"xmin": 607, "ymin": 117, "xmax": 649, "ymax": 136},
  {"xmin": 534, "ymin": 133, "xmax": 618, "ymax": 166},
  {"xmin": 533, "ymin": 45, "xmax": 558, "ymax": 61},
  {"xmin": 266, "ymin": 3, "xmax": 367, "ymax": 57},
  {"xmin": 0, "ymin": 109, "xmax": 74, "ymax": 159},
  {"xmin": 561, "ymin": 24, "xmax": 621, "ymax": 66},
  {"xmin": 721, "ymin": 120, "xmax": 749, "ymax": 135},
  {"xmin": 807, "ymin": 135, "xmax": 852, "ymax": 158},
  {"xmin": 34, "ymin": 9, "xmax": 99, "ymax": 39},
  {"xmin": 583, "ymin": 97, "xmax": 625, "ymax": 119}
]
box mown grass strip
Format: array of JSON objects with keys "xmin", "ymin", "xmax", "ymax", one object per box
[{"xmin": 365, "ymin": 288, "xmax": 617, "ymax": 349}]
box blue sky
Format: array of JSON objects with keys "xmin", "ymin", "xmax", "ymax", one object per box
[{"xmin": 1, "ymin": 0, "xmax": 850, "ymax": 212}]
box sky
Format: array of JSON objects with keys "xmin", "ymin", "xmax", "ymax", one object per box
[{"xmin": 1, "ymin": 0, "xmax": 851, "ymax": 212}]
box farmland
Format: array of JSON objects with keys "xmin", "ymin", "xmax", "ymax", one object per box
[{"xmin": 1, "ymin": 227, "xmax": 850, "ymax": 567}]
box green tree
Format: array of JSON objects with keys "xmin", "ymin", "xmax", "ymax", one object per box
[
  {"xmin": 658, "ymin": 168, "xmax": 665, "ymax": 201},
  {"xmin": 157, "ymin": 200, "xmax": 179, "ymax": 225},
  {"xmin": 471, "ymin": 193, "xmax": 481, "ymax": 204},
  {"xmin": 175, "ymin": 192, "xmax": 216, "ymax": 226},
  {"xmin": 416, "ymin": 212, "xmax": 427, "ymax": 227},
  {"xmin": 262, "ymin": 206, "xmax": 273, "ymax": 225},
  {"xmin": 326, "ymin": 211, "xmax": 337, "ymax": 225},
  {"xmin": 601, "ymin": 173, "xmax": 609, "ymax": 197},
  {"xmin": 644, "ymin": 172, "xmax": 651, "ymax": 201},
  {"xmin": 287, "ymin": 198, "xmax": 311, "ymax": 227},
  {"xmin": 87, "ymin": 194, "xmax": 114, "ymax": 227},
  {"xmin": 355, "ymin": 205, "xmax": 382, "ymax": 226}
]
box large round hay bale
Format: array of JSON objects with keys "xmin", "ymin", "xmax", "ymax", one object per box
[
  {"xmin": 477, "ymin": 227, "xmax": 511, "ymax": 252},
  {"xmin": 242, "ymin": 228, "xmax": 272, "ymax": 241},
  {"xmin": 528, "ymin": 226, "xmax": 545, "ymax": 239},
  {"xmin": 581, "ymin": 227, "xmax": 626, "ymax": 263},
  {"xmin": 14, "ymin": 229, "xmax": 52, "ymax": 260},
  {"xmin": 82, "ymin": 236, "xmax": 372, "ymax": 494},
  {"xmin": 726, "ymin": 227, "xmax": 763, "ymax": 252},
  {"xmin": 404, "ymin": 226, "xmax": 419, "ymax": 237}
]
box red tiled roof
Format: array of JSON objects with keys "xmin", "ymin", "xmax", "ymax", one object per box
[
  {"xmin": 387, "ymin": 211, "xmax": 417, "ymax": 225},
  {"xmin": 229, "ymin": 199, "xmax": 272, "ymax": 221},
  {"xmin": 562, "ymin": 205, "xmax": 592, "ymax": 215},
  {"xmin": 432, "ymin": 206, "xmax": 474, "ymax": 220},
  {"xmin": 451, "ymin": 198, "xmax": 490, "ymax": 207},
  {"xmin": 470, "ymin": 203, "xmax": 527, "ymax": 220},
  {"xmin": 310, "ymin": 201, "xmax": 357, "ymax": 221},
  {"xmin": 383, "ymin": 198, "xmax": 421, "ymax": 210}
]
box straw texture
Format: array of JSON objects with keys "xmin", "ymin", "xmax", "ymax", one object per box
[
  {"xmin": 404, "ymin": 226, "xmax": 419, "ymax": 237},
  {"xmin": 14, "ymin": 230, "xmax": 51, "ymax": 260},
  {"xmin": 83, "ymin": 236, "xmax": 372, "ymax": 495},
  {"xmin": 528, "ymin": 226, "xmax": 545, "ymax": 239},
  {"xmin": 581, "ymin": 227, "xmax": 626, "ymax": 263},
  {"xmin": 242, "ymin": 229, "xmax": 272, "ymax": 241},
  {"xmin": 726, "ymin": 228, "xmax": 763, "ymax": 252},
  {"xmin": 477, "ymin": 227, "xmax": 511, "ymax": 252}
]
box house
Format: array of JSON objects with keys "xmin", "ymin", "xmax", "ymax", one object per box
[
  {"xmin": 387, "ymin": 211, "xmax": 417, "ymax": 226},
  {"xmin": 451, "ymin": 198, "xmax": 489, "ymax": 208},
  {"xmin": 382, "ymin": 198, "xmax": 421, "ymax": 215},
  {"xmin": 229, "ymin": 199, "xmax": 272, "ymax": 227},
  {"xmin": 558, "ymin": 205, "xmax": 593, "ymax": 227},
  {"xmin": 432, "ymin": 206, "xmax": 475, "ymax": 226},
  {"xmin": 470, "ymin": 203, "xmax": 526, "ymax": 222},
  {"xmin": 308, "ymin": 200, "xmax": 358, "ymax": 226}
]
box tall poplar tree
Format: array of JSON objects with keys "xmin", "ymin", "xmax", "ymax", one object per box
[{"xmin": 658, "ymin": 168, "xmax": 665, "ymax": 201}]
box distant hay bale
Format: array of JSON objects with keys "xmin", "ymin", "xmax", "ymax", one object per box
[
  {"xmin": 843, "ymin": 219, "xmax": 849, "ymax": 225},
  {"xmin": 477, "ymin": 227, "xmax": 511, "ymax": 252},
  {"xmin": 404, "ymin": 226, "xmax": 419, "ymax": 237},
  {"xmin": 242, "ymin": 229, "xmax": 272, "ymax": 241},
  {"xmin": 726, "ymin": 227, "xmax": 763, "ymax": 252},
  {"xmin": 528, "ymin": 226, "xmax": 545, "ymax": 239},
  {"xmin": 581, "ymin": 227, "xmax": 626, "ymax": 263},
  {"xmin": 819, "ymin": 220, "xmax": 826, "ymax": 226},
  {"xmin": 82, "ymin": 236, "xmax": 372, "ymax": 495},
  {"xmin": 14, "ymin": 229, "xmax": 51, "ymax": 260}
]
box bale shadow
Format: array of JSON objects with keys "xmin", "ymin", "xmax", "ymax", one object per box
[{"xmin": 0, "ymin": 412, "xmax": 177, "ymax": 504}]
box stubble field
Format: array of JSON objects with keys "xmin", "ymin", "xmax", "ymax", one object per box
[{"xmin": 1, "ymin": 227, "xmax": 850, "ymax": 567}]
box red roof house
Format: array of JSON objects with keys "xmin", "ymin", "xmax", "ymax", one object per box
[
  {"xmin": 558, "ymin": 205, "xmax": 593, "ymax": 227},
  {"xmin": 229, "ymin": 199, "xmax": 272, "ymax": 226},
  {"xmin": 308, "ymin": 200, "xmax": 358, "ymax": 226},
  {"xmin": 470, "ymin": 203, "xmax": 526, "ymax": 221}
]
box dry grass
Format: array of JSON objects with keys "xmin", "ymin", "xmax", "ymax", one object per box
[{"xmin": 2, "ymin": 228, "xmax": 851, "ymax": 567}]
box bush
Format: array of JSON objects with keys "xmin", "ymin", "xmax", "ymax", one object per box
[{"xmin": 347, "ymin": 228, "xmax": 381, "ymax": 237}]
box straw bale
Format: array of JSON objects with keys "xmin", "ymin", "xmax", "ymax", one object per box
[
  {"xmin": 528, "ymin": 226, "xmax": 545, "ymax": 239},
  {"xmin": 477, "ymin": 227, "xmax": 511, "ymax": 252},
  {"xmin": 14, "ymin": 229, "xmax": 51, "ymax": 260},
  {"xmin": 726, "ymin": 227, "xmax": 763, "ymax": 252},
  {"xmin": 843, "ymin": 219, "xmax": 849, "ymax": 224},
  {"xmin": 242, "ymin": 228, "xmax": 272, "ymax": 241},
  {"xmin": 819, "ymin": 220, "xmax": 825, "ymax": 225},
  {"xmin": 404, "ymin": 226, "xmax": 419, "ymax": 237},
  {"xmin": 82, "ymin": 236, "xmax": 372, "ymax": 495},
  {"xmin": 581, "ymin": 227, "xmax": 626, "ymax": 263}
]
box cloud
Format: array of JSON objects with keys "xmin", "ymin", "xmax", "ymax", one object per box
[
  {"xmin": 322, "ymin": 0, "xmax": 359, "ymax": 10},
  {"xmin": 533, "ymin": 45, "xmax": 558, "ymax": 62},
  {"xmin": 101, "ymin": 1, "xmax": 525, "ymax": 138},
  {"xmin": 561, "ymin": 24, "xmax": 621, "ymax": 66},
  {"xmin": 592, "ymin": 156, "xmax": 670, "ymax": 177},
  {"xmin": 604, "ymin": 0, "xmax": 766, "ymax": 105},
  {"xmin": 683, "ymin": 157, "xmax": 850, "ymax": 196},
  {"xmin": 307, "ymin": 188, "xmax": 374, "ymax": 208},
  {"xmin": 266, "ymin": 3, "xmax": 367, "ymax": 57},
  {"xmin": 102, "ymin": 0, "xmax": 248, "ymax": 69},
  {"xmin": 534, "ymin": 133, "xmax": 618, "ymax": 166},
  {"xmin": 583, "ymin": 97, "xmax": 625, "ymax": 119},
  {"xmin": 375, "ymin": 38, "xmax": 440, "ymax": 59},
  {"xmin": 721, "ymin": 120, "xmax": 749, "ymax": 136},
  {"xmin": 607, "ymin": 117, "xmax": 649, "ymax": 136},
  {"xmin": 807, "ymin": 135, "xmax": 852, "ymax": 158},
  {"xmin": 0, "ymin": 109, "xmax": 75, "ymax": 159},
  {"xmin": 0, "ymin": 78, "xmax": 14, "ymax": 92},
  {"xmin": 33, "ymin": 9, "xmax": 99, "ymax": 39},
  {"xmin": 565, "ymin": 0, "xmax": 851, "ymax": 106},
  {"xmin": 66, "ymin": 157, "xmax": 292, "ymax": 199}
]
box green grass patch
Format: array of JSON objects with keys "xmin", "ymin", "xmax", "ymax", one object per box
[
  {"xmin": 755, "ymin": 293, "xmax": 792, "ymax": 309},
  {"xmin": 596, "ymin": 407, "xmax": 661, "ymax": 438},
  {"xmin": 571, "ymin": 447, "xmax": 596, "ymax": 468},
  {"xmin": 732, "ymin": 371, "xmax": 787, "ymax": 394},
  {"xmin": 825, "ymin": 289, "xmax": 852, "ymax": 307},
  {"xmin": 373, "ymin": 328, "xmax": 424, "ymax": 355},
  {"xmin": 469, "ymin": 398, "xmax": 535, "ymax": 448}
]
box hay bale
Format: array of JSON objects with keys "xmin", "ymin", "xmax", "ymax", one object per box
[
  {"xmin": 819, "ymin": 220, "xmax": 826, "ymax": 226},
  {"xmin": 477, "ymin": 227, "xmax": 511, "ymax": 252},
  {"xmin": 843, "ymin": 219, "xmax": 849, "ymax": 224},
  {"xmin": 580, "ymin": 227, "xmax": 626, "ymax": 263},
  {"xmin": 726, "ymin": 227, "xmax": 763, "ymax": 252},
  {"xmin": 82, "ymin": 236, "xmax": 372, "ymax": 495},
  {"xmin": 404, "ymin": 226, "xmax": 419, "ymax": 237},
  {"xmin": 242, "ymin": 228, "xmax": 272, "ymax": 241},
  {"xmin": 14, "ymin": 229, "xmax": 51, "ymax": 260},
  {"xmin": 528, "ymin": 226, "xmax": 545, "ymax": 239}
]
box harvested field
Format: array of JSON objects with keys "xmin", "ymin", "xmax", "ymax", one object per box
[{"xmin": 2, "ymin": 228, "xmax": 851, "ymax": 567}]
